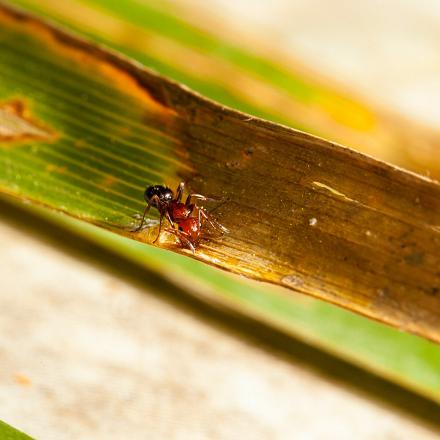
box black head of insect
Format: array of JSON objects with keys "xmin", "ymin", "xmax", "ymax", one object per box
[{"xmin": 144, "ymin": 185, "xmax": 174, "ymax": 208}]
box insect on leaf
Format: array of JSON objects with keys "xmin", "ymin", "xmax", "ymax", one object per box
[{"xmin": 1, "ymin": 3, "xmax": 440, "ymax": 343}]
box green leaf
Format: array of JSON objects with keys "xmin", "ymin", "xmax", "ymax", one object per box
[
  {"xmin": 2, "ymin": 1, "xmax": 440, "ymax": 340},
  {"xmin": 2, "ymin": 1, "xmax": 440, "ymax": 405},
  {"xmin": 0, "ymin": 420, "xmax": 34, "ymax": 440},
  {"xmin": 13, "ymin": 0, "xmax": 440, "ymax": 179}
]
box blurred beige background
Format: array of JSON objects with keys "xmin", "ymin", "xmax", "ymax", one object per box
[
  {"xmin": 2, "ymin": 217, "xmax": 438, "ymax": 439},
  {"xmin": 177, "ymin": 0, "xmax": 440, "ymax": 127},
  {"xmin": 2, "ymin": 1, "xmax": 440, "ymax": 439}
]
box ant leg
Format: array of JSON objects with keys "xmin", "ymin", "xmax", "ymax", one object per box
[
  {"xmin": 185, "ymin": 193, "xmax": 207, "ymax": 206},
  {"xmin": 165, "ymin": 211, "xmax": 175, "ymax": 228},
  {"xmin": 152, "ymin": 199, "xmax": 177, "ymax": 242},
  {"xmin": 176, "ymin": 182, "xmax": 185, "ymax": 202},
  {"xmin": 165, "ymin": 228, "xmax": 196, "ymax": 253},
  {"xmin": 152, "ymin": 214, "xmax": 163, "ymax": 243},
  {"xmin": 199, "ymin": 207, "xmax": 229, "ymax": 234},
  {"xmin": 133, "ymin": 194, "xmax": 159, "ymax": 232},
  {"xmin": 134, "ymin": 195, "xmax": 158, "ymax": 232},
  {"xmin": 133, "ymin": 202, "xmax": 151, "ymax": 232}
]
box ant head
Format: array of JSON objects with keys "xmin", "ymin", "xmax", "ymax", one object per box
[{"xmin": 144, "ymin": 185, "xmax": 174, "ymax": 207}]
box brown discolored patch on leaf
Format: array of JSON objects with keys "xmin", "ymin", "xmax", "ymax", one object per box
[
  {"xmin": 226, "ymin": 146, "xmax": 255, "ymax": 170},
  {"xmin": 0, "ymin": 6, "xmax": 175, "ymax": 120},
  {"xmin": 0, "ymin": 99, "xmax": 57, "ymax": 145}
]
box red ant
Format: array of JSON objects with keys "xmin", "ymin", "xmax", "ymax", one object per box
[{"xmin": 135, "ymin": 182, "xmax": 227, "ymax": 253}]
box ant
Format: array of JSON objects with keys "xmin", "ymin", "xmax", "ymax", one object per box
[{"xmin": 135, "ymin": 182, "xmax": 227, "ymax": 253}]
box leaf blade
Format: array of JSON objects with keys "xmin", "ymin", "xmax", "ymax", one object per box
[
  {"xmin": 0, "ymin": 420, "xmax": 34, "ymax": 440},
  {"xmin": 1, "ymin": 3, "xmax": 440, "ymax": 343}
]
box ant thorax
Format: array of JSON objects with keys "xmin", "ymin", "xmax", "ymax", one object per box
[{"xmin": 169, "ymin": 201, "xmax": 193, "ymax": 221}]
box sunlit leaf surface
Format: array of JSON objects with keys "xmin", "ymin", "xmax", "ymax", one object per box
[
  {"xmin": 1, "ymin": 2, "xmax": 440, "ymax": 403},
  {"xmin": 13, "ymin": 0, "xmax": 440, "ymax": 179},
  {"xmin": 1, "ymin": 2, "xmax": 440, "ymax": 339}
]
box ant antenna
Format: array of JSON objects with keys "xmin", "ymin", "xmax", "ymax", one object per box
[{"xmin": 134, "ymin": 202, "xmax": 151, "ymax": 232}]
